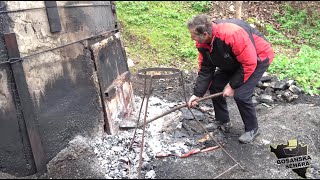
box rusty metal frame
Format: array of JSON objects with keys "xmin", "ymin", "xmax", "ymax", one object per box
[
  {"xmin": 137, "ymin": 67, "xmax": 181, "ymax": 79},
  {"xmin": 130, "ymin": 67, "xmax": 181, "ymax": 178}
]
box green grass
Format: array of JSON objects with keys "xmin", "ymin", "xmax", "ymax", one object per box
[
  {"xmin": 265, "ymin": 2, "xmax": 320, "ymax": 95},
  {"xmin": 116, "ymin": 1, "xmax": 209, "ymax": 73},
  {"xmin": 268, "ymin": 46, "xmax": 320, "ymax": 95},
  {"xmin": 273, "ymin": 3, "xmax": 320, "ymax": 49},
  {"xmin": 116, "ymin": 1, "xmax": 320, "ymax": 95}
]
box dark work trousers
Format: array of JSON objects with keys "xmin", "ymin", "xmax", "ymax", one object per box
[{"xmin": 209, "ymin": 58, "xmax": 270, "ymax": 132}]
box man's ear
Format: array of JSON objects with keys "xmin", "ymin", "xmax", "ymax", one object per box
[{"xmin": 203, "ymin": 32, "xmax": 209, "ymax": 37}]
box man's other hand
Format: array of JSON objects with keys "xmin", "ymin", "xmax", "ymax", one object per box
[
  {"xmin": 188, "ymin": 95, "xmax": 200, "ymax": 108},
  {"xmin": 223, "ymin": 83, "xmax": 234, "ymax": 97}
]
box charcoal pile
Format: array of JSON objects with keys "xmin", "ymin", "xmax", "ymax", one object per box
[{"xmin": 253, "ymin": 72, "xmax": 303, "ymax": 105}]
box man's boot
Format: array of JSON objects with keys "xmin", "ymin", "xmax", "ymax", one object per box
[
  {"xmin": 219, "ymin": 122, "xmax": 232, "ymax": 133},
  {"xmin": 205, "ymin": 121, "xmax": 232, "ymax": 133},
  {"xmin": 239, "ymin": 127, "xmax": 260, "ymax": 144}
]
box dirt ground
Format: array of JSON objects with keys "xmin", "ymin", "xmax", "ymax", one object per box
[
  {"xmin": 130, "ymin": 69, "xmax": 320, "ymax": 179},
  {"xmin": 0, "ymin": 71, "xmax": 319, "ymax": 179},
  {"xmin": 1, "ymin": 1, "xmax": 320, "ymax": 179},
  {"xmin": 124, "ymin": 2, "xmax": 320, "ymax": 176}
]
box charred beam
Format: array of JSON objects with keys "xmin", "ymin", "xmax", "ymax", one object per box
[
  {"xmin": 45, "ymin": 1, "xmax": 61, "ymax": 33},
  {"xmin": 4, "ymin": 33, "xmax": 47, "ymax": 174}
]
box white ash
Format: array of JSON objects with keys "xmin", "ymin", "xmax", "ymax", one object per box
[{"xmin": 71, "ymin": 95, "xmax": 198, "ymax": 179}]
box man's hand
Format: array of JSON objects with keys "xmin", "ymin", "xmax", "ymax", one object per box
[
  {"xmin": 188, "ymin": 95, "xmax": 200, "ymax": 108},
  {"xmin": 223, "ymin": 83, "xmax": 234, "ymax": 97}
]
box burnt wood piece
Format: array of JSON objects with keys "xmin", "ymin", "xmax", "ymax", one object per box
[{"xmin": 45, "ymin": 1, "xmax": 62, "ymax": 33}]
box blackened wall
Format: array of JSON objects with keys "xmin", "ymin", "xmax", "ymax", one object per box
[{"xmin": 0, "ymin": 1, "xmax": 131, "ymax": 176}]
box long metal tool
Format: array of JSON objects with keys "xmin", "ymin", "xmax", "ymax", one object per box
[
  {"xmin": 181, "ymin": 72, "xmax": 246, "ymax": 176},
  {"xmin": 137, "ymin": 76, "xmax": 153, "ymax": 179},
  {"xmin": 137, "ymin": 92, "xmax": 223, "ymax": 128},
  {"xmin": 179, "ymin": 71, "xmax": 248, "ymax": 178}
]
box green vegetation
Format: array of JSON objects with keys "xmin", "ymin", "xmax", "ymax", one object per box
[
  {"xmin": 273, "ymin": 3, "xmax": 320, "ymax": 49},
  {"xmin": 116, "ymin": 1, "xmax": 320, "ymax": 95},
  {"xmin": 266, "ymin": 2, "xmax": 320, "ymax": 95},
  {"xmin": 268, "ymin": 46, "xmax": 320, "ymax": 95},
  {"xmin": 116, "ymin": 1, "xmax": 207, "ymax": 71}
]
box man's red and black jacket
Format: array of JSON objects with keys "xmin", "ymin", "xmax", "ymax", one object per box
[{"xmin": 193, "ymin": 19, "xmax": 274, "ymax": 97}]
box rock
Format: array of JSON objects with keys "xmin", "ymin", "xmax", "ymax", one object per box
[
  {"xmin": 182, "ymin": 123, "xmax": 195, "ymax": 136},
  {"xmin": 311, "ymin": 163, "xmax": 320, "ymax": 171},
  {"xmin": 262, "ymin": 82, "xmax": 271, "ymax": 89},
  {"xmin": 119, "ymin": 157, "xmax": 130, "ymax": 163},
  {"xmin": 229, "ymin": 5, "xmax": 235, "ymax": 12},
  {"xmin": 254, "ymin": 87, "xmax": 263, "ymax": 96},
  {"xmin": 142, "ymin": 162, "xmax": 153, "ymax": 171},
  {"xmin": 257, "ymin": 81, "xmax": 264, "ymax": 89},
  {"xmin": 145, "ymin": 170, "xmax": 156, "ymax": 179},
  {"xmin": 274, "ymin": 81, "xmax": 287, "ymax": 90},
  {"xmin": 282, "ymin": 91, "xmax": 299, "ymax": 102},
  {"xmin": 289, "ymin": 85, "xmax": 302, "ymax": 94},
  {"xmin": 180, "ymin": 108, "xmax": 204, "ymax": 120},
  {"xmin": 252, "ymin": 96, "xmax": 259, "ymax": 105},
  {"xmin": 204, "ymin": 123, "xmax": 219, "ymax": 132},
  {"xmin": 112, "ymin": 146, "xmax": 124, "ymax": 152},
  {"xmin": 269, "ymin": 81, "xmax": 276, "ymax": 89},
  {"xmin": 127, "ymin": 58, "xmax": 135, "ymax": 67},
  {"xmin": 286, "ymin": 80, "xmax": 296, "ymax": 87},
  {"xmin": 173, "ymin": 129, "xmax": 189, "ymax": 138},
  {"xmin": 264, "ymin": 87, "xmax": 274, "ymax": 95},
  {"xmin": 260, "ymin": 75, "xmax": 272, "ymax": 82},
  {"xmin": 258, "ymin": 94, "xmax": 274, "ymax": 103}
]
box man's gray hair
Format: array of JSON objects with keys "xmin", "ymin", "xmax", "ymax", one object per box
[{"xmin": 187, "ymin": 14, "xmax": 212, "ymax": 36}]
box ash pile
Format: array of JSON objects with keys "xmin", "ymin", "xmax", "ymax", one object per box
[{"xmin": 114, "ymin": 96, "xmax": 231, "ymax": 179}]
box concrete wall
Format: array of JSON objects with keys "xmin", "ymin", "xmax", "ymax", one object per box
[
  {"xmin": 0, "ymin": 1, "xmax": 133, "ymax": 176},
  {"xmin": 4, "ymin": 1, "xmax": 115, "ymax": 103}
]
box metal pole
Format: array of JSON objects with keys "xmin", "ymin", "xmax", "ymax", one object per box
[
  {"xmin": 137, "ymin": 92, "xmax": 223, "ymax": 128},
  {"xmin": 137, "ymin": 76, "xmax": 153, "ymax": 179}
]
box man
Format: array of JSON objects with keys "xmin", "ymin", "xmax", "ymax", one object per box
[{"xmin": 187, "ymin": 14, "xmax": 274, "ymax": 144}]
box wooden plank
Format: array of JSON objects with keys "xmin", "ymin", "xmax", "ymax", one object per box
[
  {"xmin": 45, "ymin": 1, "xmax": 62, "ymax": 33},
  {"xmin": 4, "ymin": 33, "xmax": 47, "ymax": 174}
]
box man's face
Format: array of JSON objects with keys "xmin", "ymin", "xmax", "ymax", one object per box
[{"xmin": 189, "ymin": 28, "xmax": 210, "ymax": 44}]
